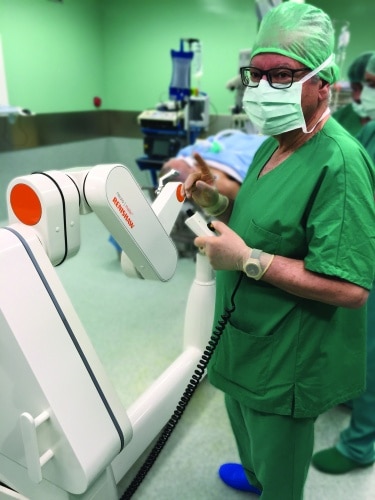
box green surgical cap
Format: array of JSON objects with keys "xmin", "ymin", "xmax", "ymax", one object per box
[
  {"xmin": 251, "ymin": 2, "xmax": 339, "ymax": 84},
  {"xmin": 348, "ymin": 52, "xmax": 375, "ymax": 82},
  {"xmin": 365, "ymin": 53, "xmax": 375, "ymax": 77}
]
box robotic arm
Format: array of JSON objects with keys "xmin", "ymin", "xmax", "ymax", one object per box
[{"xmin": 1, "ymin": 164, "xmax": 211, "ymax": 500}]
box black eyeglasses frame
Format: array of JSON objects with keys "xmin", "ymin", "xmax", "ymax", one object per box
[{"xmin": 240, "ymin": 66, "xmax": 311, "ymax": 89}]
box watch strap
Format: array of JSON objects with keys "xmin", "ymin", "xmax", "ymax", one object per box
[{"xmin": 250, "ymin": 248, "xmax": 262, "ymax": 260}]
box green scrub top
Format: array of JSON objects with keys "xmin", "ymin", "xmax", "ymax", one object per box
[
  {"xmin": 357, "ymin": 120, "xmax": 375, "ymax": 163},
  {"xmin": 333, "ymin": 102, "xmax": 364, "ymax": 137},
  {"xmin": 208, "ymin": 118, "xmax": 375, "ymax": 418}
]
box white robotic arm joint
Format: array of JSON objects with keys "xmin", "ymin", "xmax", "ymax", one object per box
[{"xmin": 6, "ymin": 164, "xmax": 185, "ymax": 279}]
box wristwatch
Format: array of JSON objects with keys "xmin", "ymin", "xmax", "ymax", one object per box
[{"xmin": 243, "ymin": 248, "xmax": 263, "ymax": 280}]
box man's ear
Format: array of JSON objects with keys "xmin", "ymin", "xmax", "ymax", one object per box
[{"xmin": 319, "ymin": 80, "xmax": 331, "ymax": 100}]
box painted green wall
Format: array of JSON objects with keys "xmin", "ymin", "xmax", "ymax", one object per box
[
  {"xmin": 0, "ymin": 0, "xmax": 374, "ymax": 115},
  {"xmin": 102, "ymin": 0, "xmax": 256, "ymax": 114},
  {"xmin": 0, "ymin": 0, "xmax": 105, "ymax": 113},
  {"xmin": 312, "ymin": 0, "xmax": 375, "ymax": 80}
]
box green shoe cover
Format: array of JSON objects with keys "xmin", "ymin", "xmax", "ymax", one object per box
[{"xmin": 312, "ymin": 447, "xmax": 374, "ymax": 474}]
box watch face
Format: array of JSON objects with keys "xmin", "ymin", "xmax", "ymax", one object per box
[{"xmin": 245, "ymin": 261, "xmax": 261, "ymax": 277}]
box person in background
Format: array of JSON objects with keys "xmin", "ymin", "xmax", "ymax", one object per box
[
  {"xmin": 312, "ymin": 53, "xmax": 375, "ymax": 475},
  {"xmin": 332, "ymin": 51, "xmax": 375, "ymax": 136},
  {"xmin": 357, "ymin": 123, "xmax": 375, "ymax": 162},
  {"xmin": 359, "ymin": 54, "xmax": 375, "ymax": 125},
  {"xmin": 183, "ymin": 3, "xmax": 375, "ymax": 499}
]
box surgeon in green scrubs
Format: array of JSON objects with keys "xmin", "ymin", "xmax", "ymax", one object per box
[
  {"xmin": 332, "ymin": 51, "xmax": 374, "ymax": 136},
  {"xmin": 183, "ymin": 3, "xmax": 375, "ymax": 499},
  {"xmin": 312, "ymin": 55, "xmax": 375, "ymax": 475}
]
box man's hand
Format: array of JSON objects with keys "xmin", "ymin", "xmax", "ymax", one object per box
[
  {"xmin": 183, "ymin": 153, "xmax": 220, "ymax": 208},
  {"xmin": 194, "ymin": 220, "xmax": 250, "ymax": 271}
]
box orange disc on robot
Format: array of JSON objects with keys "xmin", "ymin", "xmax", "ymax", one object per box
[
  {"xmin": 176, "ymin": 184, "xmax": 185, "ymax": 202},
  {"xmin": 10, "ymin": 183, "xmax": 42, "ymax": 225}
]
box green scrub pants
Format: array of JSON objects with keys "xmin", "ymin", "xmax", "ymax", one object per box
[
  {"xmin": 225, "ymin": 395, "xmax": 315, "ymax": 500},
  {"xmin": 337, "ymin": 286, "xmax": 375, "ymax": 464}
]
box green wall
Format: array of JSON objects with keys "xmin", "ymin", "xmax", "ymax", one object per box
[
  {"xmin": 0, "ymin": 0, "xmax": 374, "ymax": 115},
  {"xmin": 102, "ymin": 0, "xmax": 256, "ymax": 114},
  {"xmin": 0, "ymin": 0, "xmax": 105, "ymax": 113},
  {"xmin": 312, "ymin": 0, "xmax": 375, "ymax": 79}
]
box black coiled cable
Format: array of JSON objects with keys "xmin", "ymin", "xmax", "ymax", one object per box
[{"xmin": 120, "ymin": 272, "xmax": 244, "ymax": 500}]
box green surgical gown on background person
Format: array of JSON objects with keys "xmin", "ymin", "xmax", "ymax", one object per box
[
  {"xmin": 333, "ymin": 118, "xmax": 375, "ymax": 464},
  {"xmin": 333, "ymin": 102, "xmax": 364, "ymax": 137},
  {"xmin": 357, "ymin": 120, "xmax": 375, "ymax": 161},
  {"xmin": 208, "ymin": 118, "xmax": 375, "ymax": 419}
]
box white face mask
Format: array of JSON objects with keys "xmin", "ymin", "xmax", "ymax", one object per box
[
  {"xmin": 242, "ymin": 55, "xmax": 333, "ymax": 136},
  {"xmin": 351, "ymin": 101, "xmax": 369, "ymax": 118},
  {"xmin": 360, "ymin": 85, "xmax": 375, "ymax": 120}
]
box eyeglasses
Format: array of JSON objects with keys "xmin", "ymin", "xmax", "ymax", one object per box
[{"xmin": 240, "ymin": 66, "xmax": 311, "ymax": 89}]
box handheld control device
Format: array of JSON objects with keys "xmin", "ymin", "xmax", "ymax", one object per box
[{"xmin": 184, "ymin": 209, "xmax": 216, "ymax": 237}]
